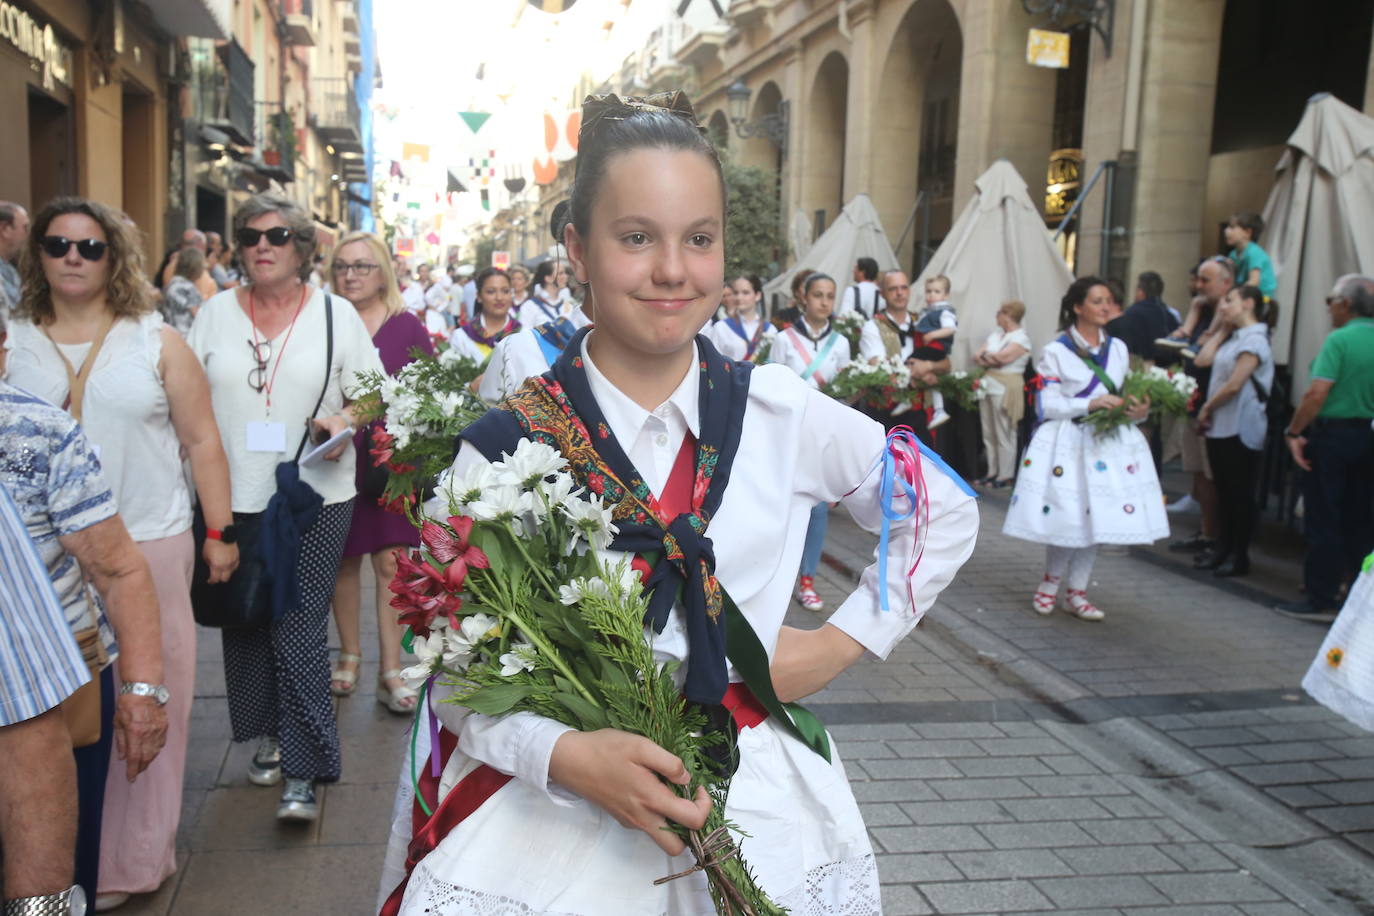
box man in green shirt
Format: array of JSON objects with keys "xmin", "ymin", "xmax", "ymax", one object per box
[{"xmin": 1277, "ymin": 274, "xmax": 1374, "ymax": 620}]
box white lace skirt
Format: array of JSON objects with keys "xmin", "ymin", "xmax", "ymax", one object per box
[
  {"xmin": 1002, "ymin": 418, "xmax": 1168, "ymax": 548},
  {"xmin": 393, "ymin": 717, "xmax": 879, "ymax": 915}
]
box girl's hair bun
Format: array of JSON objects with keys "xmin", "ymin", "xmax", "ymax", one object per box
[{"xmin": 550, "ymin": 200, "xmax": 571, "ymax": 243}]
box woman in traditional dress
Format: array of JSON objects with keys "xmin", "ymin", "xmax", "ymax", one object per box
[
  {"xmin": 326, "ymin": 232, "xmax": 434, "ymax": 713},
  {"xmin": 1003, "ymin": 276, "xmax": 1167, "ymax": 621},
  {"xmin": 449, "ymin": 267, "xmax": 521, "ymax": 366},
  {"xmin": 769, "ymin": 272, "xmax": 851, "ymax": 612},
  {"xmin": 379, "ymin": 93, "xmax": 978, "ymax": 916},
  {"xmin": 709, "ymin": 273, "xmax": 776, "ymax": 362}
]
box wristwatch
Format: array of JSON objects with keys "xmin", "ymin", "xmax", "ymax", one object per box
[
  {"xmin": 4, "ymin": 885, "xmax": 87, "ymax": 915},
  {"xmin": 119, "ymin": 682, "xmax": 170, "ymax": 706},
  {"xmin": 205, "ymin": 523, "xmax": 239, "ymax": 544},
  {"xmin": 1283, "ymin": 429, "xmax": 1302, "ymax": 439}
]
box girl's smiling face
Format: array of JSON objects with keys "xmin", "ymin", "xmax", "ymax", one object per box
[
  {"xmin": 1074, "ymin": 284, "xmax": 1115, "ymax": 328},
  {"xmin": 566, "ymin": 147, "xmax": 724, "ymax": 358},
  {"xmin": 731, "ymin": 277, "xmax": 759, "ymax": 312},
  {"xmin": 479, "ymin": 273, "xmax": 513, "ymax": 319}
]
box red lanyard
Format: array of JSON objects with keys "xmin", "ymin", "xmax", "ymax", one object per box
[{"xmin": 249, "ymin": 286, "xmax": 308, "ymax": 410}]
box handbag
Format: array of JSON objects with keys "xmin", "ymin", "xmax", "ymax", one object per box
[
  {"xmin": 358, "ymin": 420, "xmax": 390, "ymax": 503},
  {"xmin": 60, "ymin": 623, "xmax": 108, "ymax": 748},
  {"xmin": 191, "ymin": 295, "xmax": 334, "ymax": 628}
]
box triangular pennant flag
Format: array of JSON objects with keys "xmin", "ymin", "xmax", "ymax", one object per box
[
  {"xmin": 447, "ymin": 170, "xmax": 466, "ymax": 194},
  {"xmin": 460, "ymin": 111, "xmax": 492, "ymax": 134},
  {"xmin": 480, "ymin": 188, "xmax": 491, "ymax": 211}
]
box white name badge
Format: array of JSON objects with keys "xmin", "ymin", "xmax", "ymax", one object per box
[{"xmin": 246, "ymin": 421, "xmax": 288, "ymax": 453}]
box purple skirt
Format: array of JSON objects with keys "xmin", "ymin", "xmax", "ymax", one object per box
[{"xmin": 341, "ymin": 430, "xmax": 422, "ymax": 557}]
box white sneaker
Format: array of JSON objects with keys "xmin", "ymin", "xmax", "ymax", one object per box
[
  {"xmin": 1165, "ymin": 494, "xmax": 1198, "ymax": 515},
  {"xmin": 928, "ymin": 409, "xmax": 951, "ymax": 430}
]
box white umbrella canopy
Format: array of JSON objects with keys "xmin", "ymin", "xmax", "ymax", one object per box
[
  {"xmin": 913, "ymin": 159, "xmax": 1074, "ymax": 370},
  {"xmin": 1261, "ymin": 92, "xmax": 1374, "ymax": 397},
  {"xmin": 763, "ymin": 193, "xmax": 900, "ymax": 309}
]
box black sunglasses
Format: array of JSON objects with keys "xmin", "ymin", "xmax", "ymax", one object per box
[
  {"xmin": 39, "ymin": 236, "xmax": 108, "ymax": 261},
  {"xmin": 236, "ymin": 227, "xmax": 295, "ymax": 248}
]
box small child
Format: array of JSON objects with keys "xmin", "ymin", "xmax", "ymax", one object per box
[
  {"xmin": 914, "ymin": 274, "xmax": 958, "ymax": 429},
  {"xmin": 1225, "ymin": 211, "xmax": 1277, "ymax": 302}
]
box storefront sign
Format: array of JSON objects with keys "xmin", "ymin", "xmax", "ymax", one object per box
[
  {"xmin": 0, "ymin": 3, "xmax": 73, "ymax": 92},
  {"xmin": 1027, "ymin": 28, "xmax": 1070, "ymax": 69},
  {"xmin": 1045, "ymin": 148, "xmax": 1083, "ymax": 220},
  {"xmin": 492, "ymin": 251, "xmax": 511, "ymax": 270}
]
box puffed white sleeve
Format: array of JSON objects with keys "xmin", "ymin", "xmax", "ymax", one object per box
[
  {"xmin": 795, "ymin": 391, "xmax": 979, "ymax": 658},
  {"xmin": 1034, "ymin": 343, "xmax": 1092, "ymax": 421},
  {"xmin": 428, "ymin": 443, "xmax": 578, "ymax": 805}
]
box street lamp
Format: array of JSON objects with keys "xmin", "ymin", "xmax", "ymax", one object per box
[{"xmin": 726, "ymin": 79, "xmax": 790, "ymax": 157}]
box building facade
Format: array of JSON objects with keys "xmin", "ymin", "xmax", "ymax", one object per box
[
  {"xmin": 559, "ymin": 0, "xmax": 1373, "ymax": 308},
  {"xmin": 0, "ymin": 0, "xmax": 229, "ymax": 262}
]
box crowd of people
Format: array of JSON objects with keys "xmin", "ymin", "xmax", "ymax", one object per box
[{"xmin": 0, "ymin": 91, "xmax": 1371, "ymax": 916}]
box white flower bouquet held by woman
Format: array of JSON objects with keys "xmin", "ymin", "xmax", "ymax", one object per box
[
  {"xmin": 350, "ymin": 347, "xmax": 487, "ymax": 512},
  {"xmin": 831, "ymin": 311, "xmax": 867, "ymax": 356},
  {"xmin": 392, "ymin": 439, "xmax": 789, "ymax": 916},
  {"xmin": 1079, "ymin": 364, "xmax": 1197, "ymax": 437},
  {"xmin": 928, "ymin": 368, "xmax": 986, "ymax": 411}
]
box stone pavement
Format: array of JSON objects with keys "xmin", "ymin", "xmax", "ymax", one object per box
[{"xmin": 115, "ymin": 491, "xmax": 1374, "ymax": 915}]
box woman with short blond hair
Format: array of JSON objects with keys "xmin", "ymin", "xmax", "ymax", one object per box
[{"xmin": 973, "ymin": 299, "xmax": 1032, "ymax": 486}]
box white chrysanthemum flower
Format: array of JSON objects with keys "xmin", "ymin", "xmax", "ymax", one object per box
[
  {"xmin": 608, "ymin": 560, "xmax": 644, "ymax": 601},
  {"xmin": 538, "ymin": 472, "xmax": 578, "ymax": 508},
  {"xmin": 441, "ymin": 461, "xmax": 499, "ymax": 513},
  {"xmin": 560, "ymin": 491, "xmax": 617, "ymax": 553},
  {"xmin": 449, "ymin": 612, "xmax": 501, "ymax": 655},
  {"xmin": 558, "ymin": 575, "xmax": 614, "ymax": 606},
  {"xmin": 466, "ymin": 484, "xmax": 533, "ymax": 526},
  {"xmin": 494, "ymin": 439, "xmax": 568, "ymax": 489},
  {"xmin": 498, "ymin": 642, "xmax": 537, "ymax": 677},
  {"xmin": 399, "ymin": 631, "xmax": 468, "ymax": 686}
]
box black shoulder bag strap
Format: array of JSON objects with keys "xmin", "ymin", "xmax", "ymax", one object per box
[
  {"xmin": 1249, "ymin": 374, "xmax": 1269, "ymax": 404},
  {"xmin": 292, "ymin": 293, "xmax": 335, "ymax": 463}
]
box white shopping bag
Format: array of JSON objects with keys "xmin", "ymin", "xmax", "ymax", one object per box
[{"xmin": 1301, "ymin": 554, "xmax": 1374, "ymax": 733}]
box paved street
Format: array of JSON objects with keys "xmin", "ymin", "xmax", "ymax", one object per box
[{"xmin": 117, "ymin": 485, "xmax": 1374, "ymax": 916}]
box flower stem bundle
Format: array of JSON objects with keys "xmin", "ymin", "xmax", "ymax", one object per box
[{"xmin": 394, "ymin": 440, "xmax": 787, "ymax": 915}]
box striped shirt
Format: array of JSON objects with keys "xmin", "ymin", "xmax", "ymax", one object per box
[{"xmin": 0, "ymin": 482, "xmax": 90, "ymax": 725}]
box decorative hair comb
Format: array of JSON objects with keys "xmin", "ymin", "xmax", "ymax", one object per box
[{"xmin": 579, "ymin": 91, "xmax": 702, "ymax": 139}]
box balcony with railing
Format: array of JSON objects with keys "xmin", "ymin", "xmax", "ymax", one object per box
[
  {"xmin": 282, "ymin": 0, "xmax": 315, "ymax": 46},
  {"xmin": 255, "ymin": 109, "xmax": 297, "ymax": 183},
  {"xmin": 189, "ymin": 37, "xmax": 255, "ymax": 146},
  {"xmin": 311, "ymin": 76, "xmax": 362, "ymax": 153}
]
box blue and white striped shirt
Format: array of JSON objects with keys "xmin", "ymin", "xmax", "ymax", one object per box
[{"xmin": 0, "ymin": 481, "xmax": 89, "ymax": 725}]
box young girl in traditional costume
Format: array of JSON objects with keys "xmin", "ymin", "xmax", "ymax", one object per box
[
  {"xmin": 1003, "ymin": 277, "xmax": 1167, "ymax": 621},
  {"xmin": 380, "ymin": 93, "xmax": 978, "ymax": 915},
  {"xmin": 450, "ymin": 267, "xmax": 521, "ymax": 365},
  {"xmin": 769, "ymin": 273, "xmax": 850, "ymax": 612},
  {"xmin": 710, "ymin": 274, "xmax": 775, "ymax": 362}
]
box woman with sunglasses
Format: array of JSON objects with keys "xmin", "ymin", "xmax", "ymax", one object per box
[
  {"xmin": 3, "ymin": 197, "xmax": 234, "ymax": 909},
  {"xmin": 325, "ymin": 232, "xmax": 433, "ymax": 714},
  {"xmin": 186, "ymin": 193, "xmax": 384, "ymax": 825}
]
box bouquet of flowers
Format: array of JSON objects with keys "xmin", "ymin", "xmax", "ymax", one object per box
[
  {"xmin": 825, "ymin": 355, "xmax": 911, "ymax": 409},
  {"xmin": 927, "ymin": 368, "xmax": 985, "ymax": 411},
  {"xmin": 831, "ymin": 311, "xmax": 866, "ymax": 357},
  {"xmin": 351, "ymin": 347, "xmax": 488, "ymax": 511},
  {"xmin": 749, "ymin": 335, "xmax": 773, "ymax": 366},
  {"xmin": 394, "ymin": 440, "xmax": 787, "ymax": 916},
  {"xmin": 1080, "ymin": 364, "xmax": 1197, "ymax": 437}
]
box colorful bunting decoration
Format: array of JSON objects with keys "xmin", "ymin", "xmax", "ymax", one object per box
[{"xmin": 460, "ymin": 112, "xmax": 492, "ymax": 134}]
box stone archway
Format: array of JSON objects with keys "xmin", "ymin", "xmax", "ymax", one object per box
[
  {"xmin": 801, "ymin": 52, "xmax": 848, "ymax": 235},
  {"xmin": 707, "ymin": 109, "xmax": 730, "ymax": 152},
  {"xmin": 738, "ymin": 80, "xmax": 783, "ymax": 173},
  {"xmin": 872, "ymin": 0, "xmax": 962, "ymax": 274}
]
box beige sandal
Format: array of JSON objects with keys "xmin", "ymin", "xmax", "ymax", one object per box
[
  {"xmin": 377, "ymin": 670, "xmax": 419, "ymax": 715},
  {"xmin": 330, "ymin": 652, "xmax": 362, "ymax": 697}
]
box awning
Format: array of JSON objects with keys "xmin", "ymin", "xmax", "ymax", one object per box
[{"xmin": 142, "ymin": 0, "xmax": 230, "ymax": 39}]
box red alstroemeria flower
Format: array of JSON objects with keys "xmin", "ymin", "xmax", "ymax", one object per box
[
  {"xmin": 420, "ymin": 516, "xmax": 491, "ymax": 591},
  {"xmin": 389, "ymin": 548, "xmax": 470, "ymax": 635},
  {"xmin": 379, "ymin": 492, "xmax": 414, "ymax": 515},
  {"xmin": 369, "ymin": 426, "xmax": 396, "ymax": 467}
]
